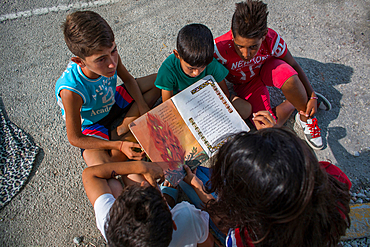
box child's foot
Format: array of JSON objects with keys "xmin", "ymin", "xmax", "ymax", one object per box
[
  {"xmin": 295, "ymin": 113, "xmax": 323, "ymax": 150},
  {"xmin": 316, "ymin": 92, "xmax": 332, "ymax": 111}
]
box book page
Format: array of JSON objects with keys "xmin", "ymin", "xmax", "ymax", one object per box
[
  {"xmin": 171, "ymin": 75, "xmax": 250, "ymax": 157},
  {"xmin": 129, "ymin": 99, "xmax": 208, "ymax": 186}
]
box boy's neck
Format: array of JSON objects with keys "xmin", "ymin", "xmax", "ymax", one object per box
[{"xmin": 81, "ymin": 66, "xmax": 100, "ymax": 79}]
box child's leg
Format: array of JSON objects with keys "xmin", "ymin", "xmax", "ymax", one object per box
[
  {"xmin": 116, "ymin": 74, "xmax": 160, "ymax": 137},
  {"xmin": 136, "ymin": 74, "xmax": 160, "ymax": 97},
  {"xmin": 82, "ymin": 149, "xmax": 127, "ymax": 198},
  {"xmin": 83, "ymin": 149, "xmax": 127, "ymax": 167},
  {"xmin": 81, "ymin": 122, "xmax": 129, "ymax": 166},
  {"xmin": 272, "ymin": 100, "xmax": 295, "ymax": 127},
  {"xmin": 279, "ymin": 74, "xmax": 309, "ymax": 121},
  {"xmin": 259, "ymin": 57, "xmax": 298, "ymax": 125},
  {"xmin": 234, "ymin": 80, "xmax": 277, "ymax": 121},
  {"xmin": 230, "ymin": 94, "xmax": 252, "ymax": 119}
]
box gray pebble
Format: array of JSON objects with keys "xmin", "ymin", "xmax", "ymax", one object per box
[
  {"xmin": 359, "ymin": 238, "xmax": 366, "ymax": 244},
  {"xmin": 356, "ymin": 198, "xmax": 363, "ymax": 204},
  {"xmin": 73, "ymin": 236, "xmax": 83, "ymax": 245},
  {"xmin": 356, "ymin": 193, "xmax": 366, "ymax": 199}
]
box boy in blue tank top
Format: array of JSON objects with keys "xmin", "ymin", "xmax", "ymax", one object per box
[{"xmin": 55, "ymin": 11, "xmax": 160, "ymax": 168}]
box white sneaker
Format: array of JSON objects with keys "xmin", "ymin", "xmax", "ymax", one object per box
[{"xmin": 295, "ymin": 113, "xmax": 323, "ymax": 150}]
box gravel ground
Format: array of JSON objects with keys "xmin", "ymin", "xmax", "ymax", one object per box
[{"xmin": 0, "ymin": 0, "xmax": 369, "ymax": 246}]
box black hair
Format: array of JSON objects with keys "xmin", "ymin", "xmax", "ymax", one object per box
[
  {"xmin": 105, "ymin": 185, "xmax": 173, "ymax": 247},
  {"xmin": 231, "ymin": 1, "xmax": 269, "ymax": 39},
  {"xmin": 176, "ymin": 24, "xmax": 214, "ymax": 67},
  {"xmin": 206, "ymin": 128, "xmax": 350, "ymax": 247}
]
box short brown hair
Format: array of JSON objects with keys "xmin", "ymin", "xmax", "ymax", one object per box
[
  {"xmin": 62, "ymin": 11, "xmax": 114, "ymax": 59},
  {"xmin": 231, "ymin": 1, "xmax": 269, "ymax": 39}
]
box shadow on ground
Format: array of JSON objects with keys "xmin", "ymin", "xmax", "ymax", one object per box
[
  {"xmin": 328, "ymin": 126, "xmax": 370, "ymax": 188},
  {"xmin": 269, "ymin": 58, "xmax": 370, "ymax": 188},
  {"xmin": 269, "ymin": 57, "xmax": 353, "ymax": 142}
]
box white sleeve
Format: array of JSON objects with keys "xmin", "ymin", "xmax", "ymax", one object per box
[
  {"xmin": 170, "ymin": 201, "xmax": 210, "ymax": 247},
  {"xmin": 94, "ymin": 193, "xmax": 115, "ymax": 241}
]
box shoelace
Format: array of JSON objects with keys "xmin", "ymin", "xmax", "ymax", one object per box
[{"xmin": 307, "ymin": 118, "xmax": 321, "ymax": 138}]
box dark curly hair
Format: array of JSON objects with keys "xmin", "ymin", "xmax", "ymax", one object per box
[
  {"xmin": 176, "ymin": 24, "xmax": 214, "ymax": 67},
  {"xmin": 105, "ymin": 185, "xmax": 173, "ymax": 247},
  {"xmin": 63, "ymin": 11, "xmax": 114, "ymax": 59},
  {"xmin": 205, "ymin": 128, "xmax": 350, "ymax": 247},
  {"xmin": 231, "ymin": 1, "xmax": 269, "ymax": 39}
]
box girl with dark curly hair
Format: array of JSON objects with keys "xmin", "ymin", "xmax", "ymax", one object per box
[{"xmin": 184, "ymin": 127, "xmax": 351, "ymax": 247}]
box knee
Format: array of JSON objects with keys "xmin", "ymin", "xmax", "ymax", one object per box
[
  {"xmin": 232, "ymin": 97, "xmax": 252, "ymax": 119},
  {"xmin": 281, "ymin": 75, "xmax": 308, "ymax": 104},
  {"xmin": 281, "ymin": 75, "xmax": 301, "ymax": 91}
]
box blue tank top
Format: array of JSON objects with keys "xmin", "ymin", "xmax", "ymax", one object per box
[{"xmin": 55, "ymin": 62, "xmax": 118, "ymax": 127}]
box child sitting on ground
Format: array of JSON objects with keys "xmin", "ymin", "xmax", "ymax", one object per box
[
  {"xmin": 155, "ymin": 23, "xmax": 252, "ymax": 120},
  {"xmin": 184, "ymin": 127, "xmax": 351, "ymax": 246},
  {"xmin": 82, "ymin": 160, "xmax": 214, "ymax": 246},
  {"xmin": 214, "ymin": 0, "xmax": 332, "ymax": 149},
  {"xmin": 55, "ymin": 11, "xmax": 160, "ymax": 167}
]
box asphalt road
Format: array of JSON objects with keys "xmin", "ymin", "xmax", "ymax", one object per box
[{"xmin": 0, "ymin": 0, "xmax": 369, "ymax": 246}]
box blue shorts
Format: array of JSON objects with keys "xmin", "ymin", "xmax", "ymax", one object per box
[{"xmin": 80, "ymin": 84, "xmax": 133, "ymax": 155}]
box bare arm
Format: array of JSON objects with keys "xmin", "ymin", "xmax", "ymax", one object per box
[
  {"xmin": 116, "ymin": 55, "xmax": 150, "ymax": 115},
  {"xmin": 161, "ymin": 89, "xmax": 173, "ymax": 102},
  {"xmin": 198, "ymin": 233, "xmax": 214, "ymax": 247},
  {"xmin": 281, "ymin": 50, "xmax": 318, "ymax": 117},
  {"xmin": 183, "ymin": 166, "xmax": 215, "ymax": 204},
  {"xmin": 60, "ymin": 89, "xmax": 142, "ymax": 158},
  {"xmin": 280, "ymin": 50, "xmax": 315, "ymax": 98},
  {"xmin": 82, "ymin": 161, "xmax": 164, "ymax": 206}
]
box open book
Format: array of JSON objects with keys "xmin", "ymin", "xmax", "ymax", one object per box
[{"xmin": 129, "ymin": 75, "xmax": 250, "ymax": 185}]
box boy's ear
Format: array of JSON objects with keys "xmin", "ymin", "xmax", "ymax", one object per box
[
  {"xmin": 71, "ymin": 57, "xmax": 86, "ymax": 68},
  {"xmin": 173, "ymin": 49, "xmax": 180, "ymax": 59}
]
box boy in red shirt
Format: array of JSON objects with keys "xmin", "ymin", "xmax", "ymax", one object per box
[{"xmin": 214, "ymin": 0, "xmax": 331, "ymax": 150}]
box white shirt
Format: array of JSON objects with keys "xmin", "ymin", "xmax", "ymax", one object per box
[{"xmin": 94, "ymin": 194, "xmax": 209, "ymax": 246}]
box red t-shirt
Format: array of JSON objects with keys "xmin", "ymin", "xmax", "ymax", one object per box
[
  {"xmin": 226, "ymin": 162, "xmax": 351, "ymax": 247},
  {"xmin": 214, "ymin": 28, "xmax": 287, "ymax": 84}
]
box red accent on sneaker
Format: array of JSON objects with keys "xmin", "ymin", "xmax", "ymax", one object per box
[{"xmin": 307, "ymin": 118, "xmax": 321, "ymax": 138}]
